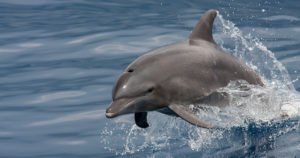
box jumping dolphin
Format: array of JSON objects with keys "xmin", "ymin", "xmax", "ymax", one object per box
[{"xmin": 105, "ymin": 9, "xmax": 263, "ymax": 128}]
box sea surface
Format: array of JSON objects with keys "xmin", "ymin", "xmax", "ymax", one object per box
[{"xmin": 0, "ymin": 0, "xmax": 299, "ymax": 157}]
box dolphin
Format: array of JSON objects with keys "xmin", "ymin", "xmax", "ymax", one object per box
[{"xmin": 105, "ymin": 9, "xmax": 263, "ymax": 129}]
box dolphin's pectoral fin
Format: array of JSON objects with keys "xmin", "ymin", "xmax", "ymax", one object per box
[
  {"xmin": 168, "ymin": 104, "xmax": 213, "ymax": 129},
  {"xmin": 189, "ymin": 9, "xmax": 217, "ymax": 44},
  {"xmin": 134, "ymin": 112, "xmax": 149, "ymax": 128}
]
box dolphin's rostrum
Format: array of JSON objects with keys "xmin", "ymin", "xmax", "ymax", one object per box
[{"xmin": 105, "ymin": 9, "xmax": 263, "ymax": 128}]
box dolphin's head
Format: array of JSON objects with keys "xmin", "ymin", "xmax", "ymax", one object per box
[{"xmin": 105, "ymin": 66, "xmax": 168, "ymax": 118}]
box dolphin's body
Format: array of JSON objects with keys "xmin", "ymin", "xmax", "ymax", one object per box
[{"xmin": 105, "ymin": 10, "xmax": 263, "ymax": 128}]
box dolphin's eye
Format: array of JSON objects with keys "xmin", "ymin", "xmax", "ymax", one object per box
[
  {"xmin": 147, "ymin": 87, "xmax": 154, "ymax": 93},
  {"xmin": 128, "ymin": 69, "xmax": 134, "ymax": 73}
]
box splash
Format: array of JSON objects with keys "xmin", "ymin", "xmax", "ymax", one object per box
[
  {"xmin": 101, "ymin": 12, "xmax": 300, "ymax": 156},
  {"xmin": 215, "ymin": 12, "xmax": 293, "ymax": 90}
]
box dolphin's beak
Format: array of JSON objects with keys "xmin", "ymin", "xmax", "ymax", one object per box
[
  {"xmin": 105, "ymin": 98, "xmax": 136, "ymax": 118},
  {"xmin": 105, "ymin": 111, "xmax": 116, "ymax": 118}
]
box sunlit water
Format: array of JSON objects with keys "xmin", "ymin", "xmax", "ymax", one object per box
[{"xmin": 0, "ymin": 0, "xmax": 299, "ymax": 158}]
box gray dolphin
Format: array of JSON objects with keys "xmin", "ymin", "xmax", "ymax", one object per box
[{"xmin": 105, "ymin": 9, "xmax": 263, "ymax": 128}]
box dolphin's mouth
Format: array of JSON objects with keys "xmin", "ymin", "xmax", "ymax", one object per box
[
  {"xmin": 105, "ymin": 112, "xmax": 116, "ymax": 118},
  {"xmin": 105, "ymin": 98, "xmax": 136, "ymax": 118}
]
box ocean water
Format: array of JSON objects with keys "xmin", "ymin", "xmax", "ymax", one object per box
[{"xmin": 0, "ymin": 0, "xmax": 299, "ymax": 157}]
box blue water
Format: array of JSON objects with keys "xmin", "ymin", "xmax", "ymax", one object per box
[{"xmin": 0, "ymin": 0, "xmax": 299, "ymax": 157}]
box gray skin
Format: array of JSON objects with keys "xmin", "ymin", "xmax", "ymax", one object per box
[{"xmin": 105, "ymin": 9, "xmax": 263, "ymax": 128}]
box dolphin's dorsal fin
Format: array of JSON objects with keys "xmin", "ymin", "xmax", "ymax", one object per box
[
  {"xmin": 168, "ymin": 104, "xmax": 213, "ymax": 128},
  {"xmin": 189, "ymin": 9, "xmax": 217, "ymax": 44}
]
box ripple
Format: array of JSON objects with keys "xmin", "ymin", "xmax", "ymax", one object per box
[
  {"xmin": 94, "ymin": 44, "xmax": 147, "ymax": 55},
  {"xmin": 0, "ymin": 68, "xmax": 105, "ymax": 83},
  {"xmin": 262, "ymin": 15, "xmax": 300, "ymax": 21},
  {"xmin": 57, "ymin": 140, "xmax": 87, "ymax": 145},
  {"xmin": 0, "ymin": 48, "xmax": 21, "ymax": 53},
  {"xmin": 29, "ymin": 109, "xmax": 105, "ymax": 126},
  {"xmin": 292, "ymin": 27, "xmax": 300, "ymax": 32},
  {"xmin": 29, "ymin": 91, "xmax": 86, "ymax": 104},
  {"xmin": 66, "ymin": 33, "xmax": 110, "ymax": 45},
  {"xmin": 0, "ymin": 131, "xmax": 13, "ymax": 137},
  {"xmin": 282, "ymin": 56, "xmax": 300, "ymax": 64},
  {"xmin": 18, "ymin": 42, "xmax": 43, "ymax": 48},
  {"xmin": 0, "ymin": 0, "xmax": 79, "ymax": 5}
]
